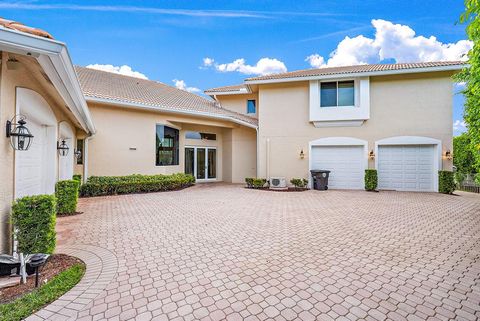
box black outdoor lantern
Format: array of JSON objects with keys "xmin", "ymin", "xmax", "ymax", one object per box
[
  {"xmin": 6, "ymin": 115, "xmax": 33, "ymax": 151},
  {"xmin": 57, "ymin": 139, "xmax": 69, "ymax": 156}
]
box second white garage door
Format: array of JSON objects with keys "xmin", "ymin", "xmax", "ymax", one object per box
[
  {"xmin": 378, "ymin": 145, "xmax": 435, "ymax": 192},
  {"xmin": 311, "ymin": 145, "xmax": 365, "ymax": 189}
]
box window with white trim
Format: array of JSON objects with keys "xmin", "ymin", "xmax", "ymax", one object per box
[{"xmin": 320, "ymin": 81, "xmax": 354, "ymax": 107}]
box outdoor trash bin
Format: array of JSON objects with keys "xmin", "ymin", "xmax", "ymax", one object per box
[{"xmin": 310, "ymin": 170, "xmax": 331, "ymax": 190}]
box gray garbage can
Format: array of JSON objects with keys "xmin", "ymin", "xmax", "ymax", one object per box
[{"xmin": 310, "ymin": 170, "xmax": 331, "ymax": 190}]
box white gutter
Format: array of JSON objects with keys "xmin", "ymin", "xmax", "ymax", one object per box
[
  {"xmin": 86, "ymin": 96, "xmax": 258, "ymax": 129},
  {"xmin": 245, "ymin": 64, "xmax": 465, "ymax": 85},
  {"xmin": 0, "ymin": 27, "xmax": 95, "ymax": 134}
]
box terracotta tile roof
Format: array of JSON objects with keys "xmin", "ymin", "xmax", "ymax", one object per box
[
  {"xmin": 0, "ymin": 17, "xmax": 53, "ymax": 39},
  {"xmin": 75, "ymin": 66, "xmax": 258, "ymax": 127},
  {"xmin": 205, "ymin": 84, "xmax": 250, "ymax": 94},
  {"xmin": 246, "ymin": 61, "xmax": 465, "ymax": 82}
]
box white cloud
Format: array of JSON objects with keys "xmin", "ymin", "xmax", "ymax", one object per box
[
  {"xmin": 173, "ymin": 79, "xmax": 201, "ymax": 93},
  {"xmin": 453, "ymin": 120, "xmax": 467, "ymax": 134},
  {"xmin": 86, "ymin": 64, "xmax": 148, "ymax": 79},
  {"xmin": 203, "ymin": 57, "xmax": 287, "ymax": 76},
  {"xmin": 306, "ymin": 19, "xmax": 473, "ymax": 68}
]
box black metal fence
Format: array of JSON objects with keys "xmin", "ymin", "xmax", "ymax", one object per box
[{"xmin": 456, "ymin": 173, "xmax": 480, "ymax": 194}]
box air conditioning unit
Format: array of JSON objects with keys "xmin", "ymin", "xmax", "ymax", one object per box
[{"xmin": 270, "ymin": 177, "xmax": 287, "ymax": 190}]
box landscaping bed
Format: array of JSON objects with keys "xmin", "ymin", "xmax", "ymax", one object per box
[
  {"xmin": 245, "ymin": 187, "xmax": 309, "ymax": 192},
  {"xmin": 0, "ymin": 254, "xmax": 85, "ymax": 321}
]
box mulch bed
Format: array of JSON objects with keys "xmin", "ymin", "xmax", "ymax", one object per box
[
  {"xmin": 57, "ymin": 211, "xmax": 84, "ymax": 217},
  {"xmin": 245, "ymin": 187, "xmax": 309, "ymax": 192},
  {"xmin": 0, "ymin": 254, "xmax": 83, "ymax": 304}
]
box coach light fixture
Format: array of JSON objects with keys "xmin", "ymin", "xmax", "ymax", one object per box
[
  {"xmin": 444, "ymin": 150, "xmax": 452, "ymax": 160},
  {"xmin": 57, "ymin": 139, "xmax": 69, "ymax": 156},
  {"xmin": 74, "ymin": 148, "xmax": 82, "ymax": 160},
  {"xmin": 6, "ymin": 115, "xmax": 33, "ymax": 151},
  {"xmin": 369, "ymin": 150, "xmax": 375, "ymax": 159},
  {"xmin": 299, "ymin": 149, "xmax": 305, "ymax": 159}
]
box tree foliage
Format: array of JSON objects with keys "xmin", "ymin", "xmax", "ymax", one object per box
[
  {"xmin": 456, "ymin": 0, "xmax": 480, "ymax": 170},
  {"xmin": 453, "ymin": 133, "xmax": 477, "ymax": 173}
]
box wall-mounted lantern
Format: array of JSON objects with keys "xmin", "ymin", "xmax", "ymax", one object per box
[
  {"xmin": 6, "ymin": 115, "xmax": 33, "ymax": 151},
  {"xmin": 369, "ymin": 150, "xmax": 375, "ymax": 159},
  {"xmin": 444, "ymin": 150, "xmax": 452, "ymax": 160},
  {"xmin": 57, "ymin": 139, "xmax": 69, "ymax": 156},
  {"xmin": 299, "ymin": 149, "xmax": 305, "ymax": 159}
]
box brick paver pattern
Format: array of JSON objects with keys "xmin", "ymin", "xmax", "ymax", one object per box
[{"xmin": 53, "ymin": 184, "xmax": 480, "ymax": 320}]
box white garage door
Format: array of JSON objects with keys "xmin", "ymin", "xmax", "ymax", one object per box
[
  {"xmin": 378, "ymin": 145, "xmax": 435, "ymax": 192},
  {"xmin": 311, "ymin": 146, "xmax": 365, "ymax": 189}
]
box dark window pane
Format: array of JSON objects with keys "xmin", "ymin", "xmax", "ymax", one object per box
[
  {"xmin": 338, "ymin": 81, "xmax": 355, "ymax": 106},
  {"xmin": 197, "ymin": 148, "xmax": 206, "ymax": 179},
  {"xmin": 185, "ymin": 148, "xmax": 194, "ymax": 175},
  {"xmin": 76, "ymin": 139, "xmax": 84, "ymax": 165},
  {"xmin": 247, "ymin": 100, "xmax": 256, "ymax": 114},
  {"xmin": 320, "ymin": 82, "xmax": 337, "ymax": 107},
  {"xmin": 156, "ymin": 125, "xmax": 179, "ymax": 166},
  {"xmin": 208, "ymin": 149, "xmax": 216, "ymax": 179},
  {"xmin": 185, "ymin": 131, "xmax": 216, "ymax": 140}
]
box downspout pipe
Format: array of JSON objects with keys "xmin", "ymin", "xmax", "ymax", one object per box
[{"xmin": 83, "ymin": 132, "xmax": 95, "ymax": 184}]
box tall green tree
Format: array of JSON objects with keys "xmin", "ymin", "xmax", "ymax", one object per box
[
  {"xmin": 456, "ymin": 1, "xmax": 480, "ymax": 170},
  {"xmin": 454, "ymin": 133, "xmax": 476, "ymax": 173}
]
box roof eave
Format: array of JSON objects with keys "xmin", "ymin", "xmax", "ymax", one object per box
[
  {"xmin": 244, "ymin": 64, "xmax": 466, "ymax": 85},
  {"xmin": 85, "ymin": 96, "xmax": 258, "ymax": 129},
  {"xmin": 0, "ymin": 27, "xmax": 96, "ymax": 134}
]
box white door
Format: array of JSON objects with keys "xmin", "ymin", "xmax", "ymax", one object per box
[
  {"xmin": 378, "ymin": 145, "xmax": 435, "ymax": 192},
  {"xmin": 311, "ymin": 145, "xmax": 365, "ymax": 189}
]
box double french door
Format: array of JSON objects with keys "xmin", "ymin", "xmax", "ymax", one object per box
[{"xmin": 185, "ymin": 147, "xmax": 217, "ymax": 181}]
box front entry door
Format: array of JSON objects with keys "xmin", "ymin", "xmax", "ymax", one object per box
[{"xmin": 185, "ymin": 147, "xmax": 216, "ymax": 181}]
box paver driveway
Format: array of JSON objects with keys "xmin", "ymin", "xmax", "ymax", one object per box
[{"xmin": 33, "ymin": 184, "xmax": 480, "ymax": 321}]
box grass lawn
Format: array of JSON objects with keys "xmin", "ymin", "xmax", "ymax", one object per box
[{"xmin": 0, "ymin": 263, "xmax": 85, "ymax": 321}]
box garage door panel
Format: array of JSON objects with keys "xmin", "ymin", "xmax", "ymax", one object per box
[
  {"xmin": 311, "ymin": 146, "xmax": 365, "ymax": 189},
  {"xmin": 378, "ymin": 145, "xmax": 435, "ymax": 192}
]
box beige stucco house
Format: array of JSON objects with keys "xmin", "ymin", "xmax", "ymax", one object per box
[
  {"xmin": 0, "ymin": 18, "xmax": 462, "ymax": 252},
  {"xmin": 206, "ymin": 62, "xmax": 461, "ymax": 192}
]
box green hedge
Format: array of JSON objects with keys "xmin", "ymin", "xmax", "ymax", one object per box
[
  {"xmin": 79, "ymin": 173, "xmax": 195, "ymax": 197},
  {"xmin": 364, "ymin": 169, "xmax": 378, "ymax": 191},
  {"xmin": 245, "ymin": 178, "xmax": 267, "ymax": 189},
  {"xmin": 439, "ymin": 171, "xmax": 455, "ymax": 194},
  {"xmin": 72, "ymin": 174, "xmax": 82, "ymax": 183},
  {"xmin": 290, "ymin": 178, "xmax": 308, "ymax": 188},
  {"xmin": 56, "ymin": 180, "xmax": 80, "ymax": 214},
  {"xmin": 11, "ymin": 195, "xmax": 56, "ymax": 254}
]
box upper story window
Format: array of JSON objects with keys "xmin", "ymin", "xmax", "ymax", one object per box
[
  {"xmin": 320, "ymin": 81, "xmax": 355, "ymax": 107},
  {"xmin": 185, "ymin": 131, "xmax": 216, "ymax": 140},
  {"xmin": 156, "ymin": 125, "xmax": 179, "ymax": 166},
  {"xmin": 247, "ymin": 99, "xmax": 256, "ymax": 114}
]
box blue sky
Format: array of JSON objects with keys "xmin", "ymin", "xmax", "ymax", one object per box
[{"xmin": 0, "ymin": 0, "xmax": 470, "ymax": 134}]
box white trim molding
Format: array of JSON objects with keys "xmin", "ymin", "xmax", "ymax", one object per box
[
  {"xmin": 308, "ymin": 137, "xmax": 369, "ymax": 188},
  {"xmin": 309, "ymin": 77, "xmax": 370, "ymax": 126},
  {"xmin": 0, "ymin": 28, "xmax": 95, "ymax": 134},
  {"xmin": 375, "ymin": 136, "xmax": 442, "ymax": 192}
]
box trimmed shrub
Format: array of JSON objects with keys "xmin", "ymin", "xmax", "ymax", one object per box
[
  {"xmin": 11, "ymin": 195, "xmax": 56, "ymax": 254},
  {"xmin": 245, "ymin": 178, "xmax": 254, "ymax": 188},
  {"xmin": 79, "ymin": 173, "xmax": 195, "ymax": 197},
  {"xmin": 72, "ymin": 174, "xmax": 82, "ymax": 183},
  {"xmin": 252, "ymin": 178, "xmax": 267, "ymax": 189},
  {"xmin": 439, "ymin": 171, "xmax": 455, "ymax": 194},
  {"xmin": 290, "ymin": 178, "xmax": 308, "ymax": 188},
  {"xmin": 56, "ymin": 180, "xmax": 80, "ymax": 214},
  {"xmin": 364, "ymin": 169, "xmax": 378, "ymax": 191}
]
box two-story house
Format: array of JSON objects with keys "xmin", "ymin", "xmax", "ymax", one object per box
[{"xmin": 206, "ymin": 62, "xmax": 462, "ymax": 192}]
